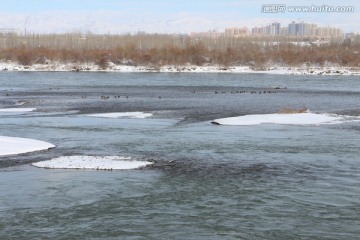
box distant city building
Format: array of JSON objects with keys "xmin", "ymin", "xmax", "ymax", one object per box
[
  {"xmin": 345, "ymin": 32, "xmax": 360, "ymax": 44},
  {"xmin": 280, "ymin": 27, "xmax": 288, "ymax": 35},
  {"xmin": 251, "ymin": 27, "xmax": 262, "ymax": 35},
  {"xmin": 224, "ymin": 27, "xmax": 250, "ymax": 37},
  {"xmin": 0, "ymin": 28, "xmax": 21, "ymax": 34},
  {"xmin": 287, "ymin": 21, "xmax": 342, "ymax": 38},
  {"xmin": 191, "ymin": 30, "xmax": 223, "ymax": 38},
  {"xmin": 288, "ymin": 21, "xmax": 297, "ymax": 36},
  {"xmin": 189, "ymin": 21, "xmax": 344, "ymax": 39},
  {"xmin": 251, "ymin": 22, "xmax": 281, "ymax": 36},
  {"xmin": 272, "ymin": 22, "xmax": 281, "ymax": 35}
]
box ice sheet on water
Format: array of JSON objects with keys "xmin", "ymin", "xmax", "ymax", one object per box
[
  {"xmin": 0, "ymin": 108, "xmax": 36, "ymax": 113},
  {"xmin": 32, "ymin": 156, "xmax": 153, "ymax": 170},
  {"xmin": 0, "ymin": 136, "xmax": 55, "ymax": 157},
  {"xmin": 212, "ymin": 112, "xmax": 359, "ymax": 126},
  {"xmin": 86, "ymin": 112, "xmax": 152, "ymax": 119}
]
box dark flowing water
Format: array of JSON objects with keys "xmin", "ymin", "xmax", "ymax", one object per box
[{"xmin": 1, "ymin": 72, "xmax": 360, "ymax": 239}]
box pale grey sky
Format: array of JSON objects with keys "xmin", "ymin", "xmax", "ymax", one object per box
[{"xmin": 1, "ymin": 0, "xmax": 359, "ymax": 34}]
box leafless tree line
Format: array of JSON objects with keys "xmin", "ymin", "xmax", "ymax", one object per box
[{"xmin": 0, "ymin": 33, "xmax": 359, "ymax": 68}]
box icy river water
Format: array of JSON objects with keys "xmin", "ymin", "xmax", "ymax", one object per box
[{"xmin": 1, "ymin": 72, "xmax": 360, "ymax": 239}]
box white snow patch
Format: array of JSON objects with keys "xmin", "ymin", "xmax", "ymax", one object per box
[
  {"xmin": 212, "ymin": 112, "xmax": 358, "ymax": 126},
  {"xmin": 86, "ymin": 112, "xmax": 152, "ymax": 119},
  {"xmin": 0, "ymin": 108, "xmax": 36, "ymax": 113},
  {"xmin": 15, "ymin": 102, "xmax": 27, "ymax": 106},
  {"xmin": 32, "ymin": 156, "xmax": 153, "ymax": 170},
  {"xmin": 0, "ymin": 136, "xmax": 55, "ymax": 157}
]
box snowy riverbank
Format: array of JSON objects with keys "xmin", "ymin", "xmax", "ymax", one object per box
[{"xmin": 1, "ymin": 61, "xmax": 359, "ymax": 75}]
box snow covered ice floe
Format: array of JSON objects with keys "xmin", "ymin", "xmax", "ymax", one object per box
[
  {"xmin": 0, "ymin": 136, "xmax": 55, "ymax": 157},
  {"xmin": 86, "ymin": 112, "xmax": 152, "ymax": 119},
  {"xmin": 0, "ymin": 108, "xmax": 36, "ymax": 113},
  {"xmin": 212, "ymin": 112, "xmax": 359, "ymax": 126},
  {"xmin": 31, "ymin": 156, "xmax": 153, "ymax": 170}
]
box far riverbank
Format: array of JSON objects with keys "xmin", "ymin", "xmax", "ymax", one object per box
[{"xmin": 1, "ymin": 61, "xmax": 359, "ymax": 75}]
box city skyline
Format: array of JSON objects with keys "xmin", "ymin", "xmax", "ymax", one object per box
[
  {"xmin": 0, "ymin": 0, "xmax": 359, "ymax": 34},
  {"xmin": 190, "ymin": 20, "xmax": 345, "ymax": 41}
]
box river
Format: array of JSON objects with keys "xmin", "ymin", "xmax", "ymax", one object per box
[{"xmin": 1, "ymin": 72, "xmax": 360, "ymax": 239}]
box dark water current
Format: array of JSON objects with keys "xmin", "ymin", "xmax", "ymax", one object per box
[{"xmin": 0, "ymin": 72, "xmax": 360, "ymax": 239}]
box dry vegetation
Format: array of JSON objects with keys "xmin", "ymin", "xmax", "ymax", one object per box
[
  {"xmin": 0, "ymin": 33, "xmax": 359, "ymax": 68},
  {"xmin": 279, "ymin": 107, "xmax": 309, "ymax": 114}
]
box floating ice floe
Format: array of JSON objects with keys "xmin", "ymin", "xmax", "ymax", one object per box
[
  {"xmin": 86, "ymin": 112, "xmax": 152, "ymax": 119},
  {"xmin": 0, "ymin": 108, "xmax": 36, "ymax": 113},
  {"xmin": 211, "ymin": 112, "xmax": 358, "ymax": 126},
  {"xmin": 31, "ymin": 156, "xmax": 153, "ymax": 170},
  {"xmin": 0, "ymin": 136, "xmax": 55, "ymax": 157},
  {"xmin": 15, "ymin": 102, "xmax": 27, "ymax": 106}
]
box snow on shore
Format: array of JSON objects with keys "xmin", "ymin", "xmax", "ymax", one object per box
[
  {"xmin": 32, "ymin": 156, "xmax": 153, "ymax": 170},
  {"xmin": 86, "ymin": 112, "xmax": 152, "ymax": 119},
  {"xmin": 0, "ymin": 136, "xmax": 55, "ymax": 157},
  {"xmin": 1, "ymin": 61, "xmax": 359, "ymax": 75},
  {"xmin": 212, "ymin": 112, "xmax": 358, "ymax": 126}
]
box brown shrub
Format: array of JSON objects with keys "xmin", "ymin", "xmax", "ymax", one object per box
[
  {"xmin": 96, "ymin": 55, "xmax": 109, "ymax": 70},
  {"xmin": 279, "ymin": 107, "xmax": 309, "ymax": 114},
  {"xmin": 0, "ymin": 33, "xmax": 359, "ymax": 67},
  {"xmin": 17, "ymin": 50, "xmax": 33, "ymax": 65}
]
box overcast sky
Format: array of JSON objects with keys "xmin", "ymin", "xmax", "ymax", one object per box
[{"xmin": 0, "ymin": 0, "xmax": 359, "ymax": 34}]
